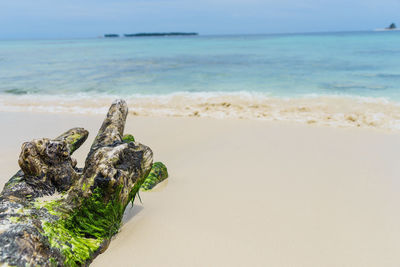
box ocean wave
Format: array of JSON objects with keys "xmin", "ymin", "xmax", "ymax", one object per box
[
  {"xmin": 1, "ymin": 92, "xmax": 400, "ymax": 131},
  {"xmin": 4, "ymin": 88, "xmax": 30, "ymax": 95},
  {"xmin": 321, "ymin": 82, "xmax": 388, "ymax": 91}
]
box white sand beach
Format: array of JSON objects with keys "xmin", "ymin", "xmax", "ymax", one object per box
[{"xmin": 1, "ymin": 112, "xmax": 400, "ymax": 266}]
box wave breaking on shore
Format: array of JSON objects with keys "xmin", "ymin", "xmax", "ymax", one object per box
[{"xmin": 1, "ymin": 92, "xmax": 400, "ymax": 131}]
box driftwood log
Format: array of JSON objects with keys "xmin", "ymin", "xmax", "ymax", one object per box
[{"xmin": 0, "ymin": 100, "xmax": 168, "ymax": 266}]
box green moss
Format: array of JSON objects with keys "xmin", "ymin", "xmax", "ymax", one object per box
[
  {"xmin": 42, "ymin": 220, "xmax": 101, "ymax": 266},
  {"xmin": 34, "ymin": 199, "xmax": 64, "ymax": 217},
  {"xmin": 122, "ymin": 134, "xmax": 135, "ymax": 143},
  {"xmin": 16, "ymin": 208, "xmax": 24, "ymax": 214},
  {"xmin": 65, "ymin": 187, "xmax": 124, "ymax": 239},
  {"xmin": 9, "ymin": 216, "xmax": 20, "ymax": 224},
  {"xmin": 49, "ymin": 258, "xmax": 58, "ymax": 267},
  {"xmin": 82, "ymin": 183, "xmax": 88, "ymax": 191},
  {"xmin": 128, "ymin": 175, "xmax": 146, "ymax": 206},
  {"xmin": 41, "ymin": 182, "xmax": 145, "ymax": 265},
  {"xmin": 37, "ymin": 189, "xmax": 118, "ymax": 266},
  {"xmin": 4, "ymin": 174, "xmax": 22, "ymax": 189},
  {"xmin": 66, "ymin": 133, "xmax": 86, "ymax": 154},
  {"xmin": 141, "ymin": 162, "xmax": 169, "ymax": 191},
  {"xmin": 34, "ymin": 158, "xmax": 153, "ymax": 265}
]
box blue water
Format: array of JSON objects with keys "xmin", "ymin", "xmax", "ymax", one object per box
[{"xmin": 1, "ymin": 31, "xmax": 400, "ymax": 100}]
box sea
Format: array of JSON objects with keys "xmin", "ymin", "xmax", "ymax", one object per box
[{"xmin": 1, "ymin": 31, "xmax": 400, "ymax": 130}]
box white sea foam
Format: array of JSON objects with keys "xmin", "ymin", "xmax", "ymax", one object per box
[{"xmin": 1, "ymin": 92, "xmax": 400, "ymax": 131}]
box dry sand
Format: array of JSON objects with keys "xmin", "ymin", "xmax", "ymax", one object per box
[{"xmin": 1, "ymin": 112, "xmax": 400, "ymax": 266}]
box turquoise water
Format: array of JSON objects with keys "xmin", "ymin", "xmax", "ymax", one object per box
[{"xmin": 1, "ymin": 31, "xmax": 400, "ymax": 100}]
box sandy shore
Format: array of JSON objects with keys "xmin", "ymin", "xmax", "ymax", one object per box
[
  {"xmin": 2, "ymin": 94, "xmax": 400, "ymax": 131},
  {"xmin": 1, "ymin": 112, "xmax": 400, "ymax": 266}
]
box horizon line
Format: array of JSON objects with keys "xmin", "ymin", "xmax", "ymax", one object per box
[{"xmin": 0, "ymin": 29, "xmax": 397, "ymax": 41}]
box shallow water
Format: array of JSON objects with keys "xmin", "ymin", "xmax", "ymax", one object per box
[
  {"xmin": 1, "ymin": 31, "xmax": 400, "ymax": 99},
  {"xmin": 2, "ymin": 32, "xmax": 400, "ymax": 130}
]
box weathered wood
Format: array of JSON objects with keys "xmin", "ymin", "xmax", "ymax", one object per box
[{"xmin": 0, "ymin": 99, "xmax": 168, "ymax": 266}]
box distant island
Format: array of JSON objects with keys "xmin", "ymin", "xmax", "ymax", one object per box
[
  {"xmin": 104, "ymin": 32, "xmax": 198, "ymax": 38},
  {"xmin": 104, "ymin": 34, "xmax": 119, "ymax": 38},
  {"xmin": 386, "ymin": 23, "xmax": 397, "ymax": 30},
  {"xmin": 124, "ymin": 32, "xmax": 198, "ymax": 37},
  {"xmin": 374, "ymin": 23, "xmax": 399, "ymax": 31}
]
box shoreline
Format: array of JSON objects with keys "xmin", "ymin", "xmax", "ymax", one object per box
[
  {"xmin": 1, "ymin": 93, "xmax": 400, "ymax": 131},
  {"xmin": 1, "ymin": 112, "xmax": 400, "ymax": 266}
]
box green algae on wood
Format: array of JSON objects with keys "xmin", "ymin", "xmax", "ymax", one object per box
[
  {"xmin": 0, "ymin": 99, "xmax": 166, "ymax": 266},
  {"xmin": 141, "ymin": 162, "xmax": 169, "ymax": 191},
  {"xmin": 122, "ymin": 134, "xmax": 135, "ymax": 143}
]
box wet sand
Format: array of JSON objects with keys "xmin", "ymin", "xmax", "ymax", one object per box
[
  {"xmin": 2, "ymin": 94, "xmax": 400, "ymax": 131},
  {"xmin": 1, "ymin": 112, "xmax": 400, "ymax": 266}
]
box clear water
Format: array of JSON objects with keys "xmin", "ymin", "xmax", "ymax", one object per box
[{"xmin": 1, "ymin": 31, "xmax": 400, "ymax": 100}]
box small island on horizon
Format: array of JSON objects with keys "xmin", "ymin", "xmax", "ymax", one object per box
[
  {"xmin": 104, "ymin": 34, "xmax": 119, "ymax": 38},
  {"xmin": 386, "ymin": 23, "xmax": 397, "ymax": 30},
  {"xmin": 104, "ymin": 32, "xmax": 198, "ymax": 38},
  {"xmin": 374, "ymin": 22, "xmax": 399, "ymax": 31}
]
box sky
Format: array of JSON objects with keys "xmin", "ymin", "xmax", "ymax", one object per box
[{"xmin": 0, "ymin": 0, "xmax": 400, "ymax": 39}]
